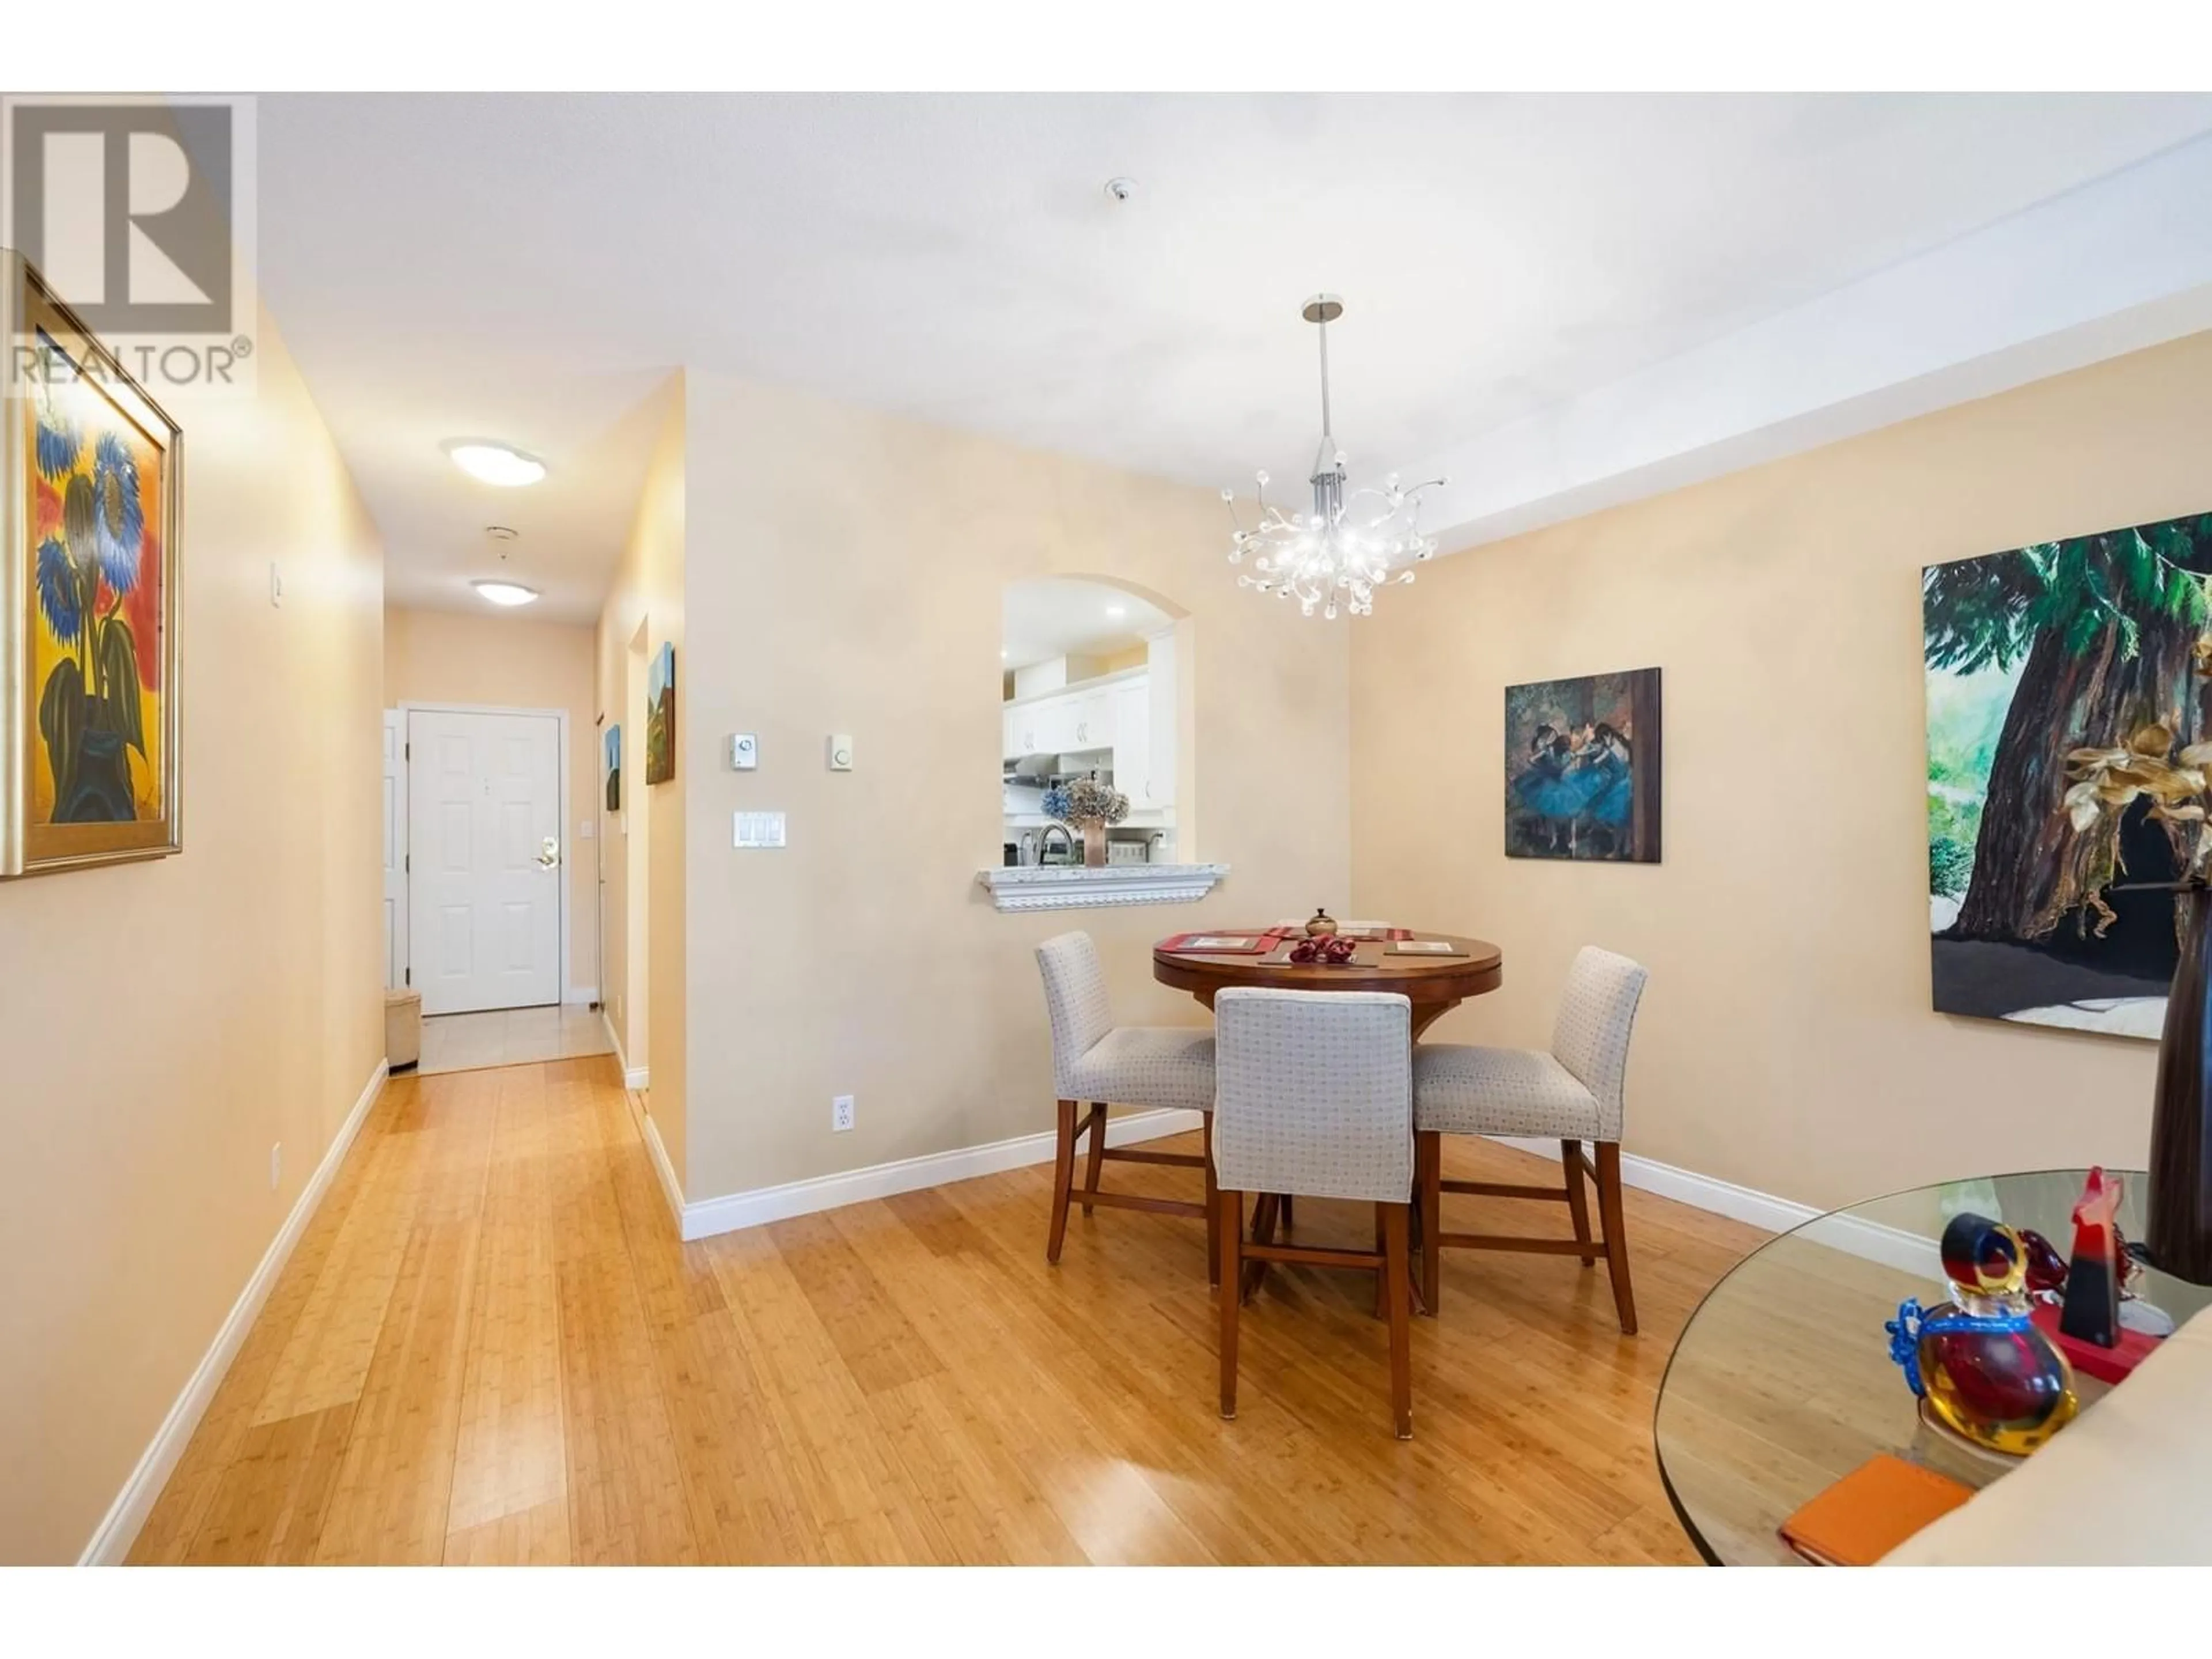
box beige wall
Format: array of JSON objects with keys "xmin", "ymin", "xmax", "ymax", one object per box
[
  {"xmin": 1351, "ymin": 331, "xmax": 2212, "ymax": 1212},
  {"xmin": 384, "ymin": 605, "xmax": 600, "ymax": 998},
  {"xmin": 594, "ymin": 381, "xmax": 687, "ymax": 1177},
  {"xmin": 676, "ymin": 370, "xmax": 1349, "ymax": 1201},
  {"xmin": 0, "ymin": 311, "xmax": 384, "ymax": 1562}
]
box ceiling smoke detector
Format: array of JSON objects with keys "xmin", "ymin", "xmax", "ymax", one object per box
[{"xmin": 1103, "ymin": 177, "xmax": 1135, "ymax": 204}]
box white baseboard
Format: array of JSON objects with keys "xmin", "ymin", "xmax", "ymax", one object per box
[
  {"xmin": 79, "ymin": 1058, "xmax": 389, "ymax": 1566},
  {"xmin": 1487, "ymin": 1135, "xmax": 1819, "ymax": 1233},
  {"xmin": 1486, "ymin": 1136, "xmax": 1942, "ymax": 1277},
  {"xmin": 600, "ymin": 1008, "xmax": 648, "ymax": 1092},
  {"xmin": 676, "ymin": 1107, "xmax": 1206, "ymax": 1243},
  {"xmin": 641, "ymin": 1110, "xmax": 685, "ymax": 1229}
]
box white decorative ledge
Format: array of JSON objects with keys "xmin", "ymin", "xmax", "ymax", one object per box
[{"xmin": 978, "ymin": 862, "xmax": 1229, "ymax": 913}]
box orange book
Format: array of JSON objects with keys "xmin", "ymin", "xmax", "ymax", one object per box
[{"xmin": 1778, "ymin": 1455, "xmax": 1973, "ymax": 1566}]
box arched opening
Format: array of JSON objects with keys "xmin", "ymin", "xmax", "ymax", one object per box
[{"xmin": 999, "ymin": 576, "xmax": 1185, "ymax": 869}]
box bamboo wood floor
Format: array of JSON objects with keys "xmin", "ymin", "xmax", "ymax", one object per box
[{"xmin": 128, "ymin": 1055, "xmax": 1766, "ymax": 1565}]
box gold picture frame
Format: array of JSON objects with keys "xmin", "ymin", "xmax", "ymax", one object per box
[{"xmin": 1, "ymin": 252, "xmax": 184, "ymax": 876}]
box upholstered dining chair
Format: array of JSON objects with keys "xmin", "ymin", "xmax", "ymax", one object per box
[
  {"xmin": 1412, "ymin": 946, "xmax": 1648, "ymax": 1334},
  {"xmin": 1035, "ymin": 931, "xmax": 1220, "ymax": 1276},
  {"xmin": 1213, "ymin": 987, "xmax": 1416, "ymax": 1439}
]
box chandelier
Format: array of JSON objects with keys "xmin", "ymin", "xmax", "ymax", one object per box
[{"xmin": 1222, "ymin": 294, "xmax": 1444, "ymax": 619}]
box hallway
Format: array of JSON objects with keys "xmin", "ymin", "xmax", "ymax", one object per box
[{"xmin": 127, "ymin": 1058, "xmax": 1762, "ymax": 1566}]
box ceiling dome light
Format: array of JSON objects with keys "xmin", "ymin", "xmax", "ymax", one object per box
[
  {"xmin": 444, "ymin": 440, "xmax": 547, "ymax": 487},
  {"xmin": 472, "ymin": 579, "xmax": 540, "ymax": 607}
]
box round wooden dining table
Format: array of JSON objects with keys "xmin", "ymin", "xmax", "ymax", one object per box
[{"xmin": 1153, "ymin": 929, "xmax": 1503, "ymax": 1039}]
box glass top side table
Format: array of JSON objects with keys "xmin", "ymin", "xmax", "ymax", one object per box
[{"xmin": 1653, "ymin": 1168, "xmax": 2210, "ymax": 1566}]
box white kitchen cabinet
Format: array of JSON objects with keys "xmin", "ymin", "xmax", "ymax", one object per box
[
  {"xmin": 1004, "ymin": 667, "xmax": 1149, "ymax": 764},
  {"xmin": 1035, "ymin": 698, "xmax": 1074, "ymax": 755},
  {"xmin": 1112, "ymin": 681, "xmax": 1152, "ymax": 804},
  {"xmin": 1070, "ymin": 689, "xmax": 1115, "ymax": 751}
]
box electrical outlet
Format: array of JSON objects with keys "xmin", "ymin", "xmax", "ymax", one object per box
[
  {"xmin": 270, "ymin": 1143, "xmax": 282, "ymax": 1191},
  {"xmin": 832, "ymin": 1094, "xmax": 855, "ymax": 1133},
  {"xmin": 269, "ymin": 562, "xmax": 285, "ymax": 608}
]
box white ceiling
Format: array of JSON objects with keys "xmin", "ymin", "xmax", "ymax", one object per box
[
  {"xmin": 1002, "ymin": 577, "xmax": 1173, "ymax": 672},
  {"xmin": 252, "ymin": 93, "xmax": 2212, "ymax": 622}
]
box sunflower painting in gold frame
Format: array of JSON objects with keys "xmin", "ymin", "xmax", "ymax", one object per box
[{"xmin": 2, "ymin": 253, "xmax": 183, "ymax": 876}]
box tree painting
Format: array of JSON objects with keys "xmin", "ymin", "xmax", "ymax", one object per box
[{"xmin": 1923, "ymin": 511, "xmax": 2212, "ymax": 1037}]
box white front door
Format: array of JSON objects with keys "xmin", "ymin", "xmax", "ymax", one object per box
[
  {"xmin": 382, "ymin": 710, "xmax": 408, "ymax": 990},
  {"xmin": 408, "ymin": 709, "xmax": 563, "ymax": 1016}
]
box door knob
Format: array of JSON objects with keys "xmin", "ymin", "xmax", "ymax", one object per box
[{"xmin": 538, "ymin": 836, "xmax": 561, "ymax": 869}]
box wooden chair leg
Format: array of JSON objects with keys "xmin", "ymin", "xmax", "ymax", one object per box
[
  {"xmin": 1561, "ymin": 1138, "xmax": 1597, "ymax": 1267},
  {"xmin": 1381, "ymin": 1202, "xmax": 1413, "ymax": 1440},
  {"xmin": 1415, "ymin": 1131, "xmax": 1442, "ymax": 1316},
  {"xmin": 1279, "ymin": 1194, "xmax": 1295, "ymax": 1232},
  {"xmin": 1217, "ymin": 1187, "xmax": 1243, "ymax": 1419},
  {"xmin": 1242, "ymin": 1193, "xmax": 1281, "ymax": 1304},
  {"xmin": 1203, "ymin": 1112, "xmax": 1221, "ymax": 1287},
  {"xmin": 1373, "ymin": 1206, "xmax": 1387, "ymax": 1319},
  {"xmin": 1047, "ymin": 1099, "xmax": 1077, "ymax": 1263},
  {"xmin": 1080, "ymin": 1103, "xmax": 1107, "ymax": 1215},
  {"xmin": 1594, "ymin": 1141, "xmax": 1638, "ymax": 1335}
]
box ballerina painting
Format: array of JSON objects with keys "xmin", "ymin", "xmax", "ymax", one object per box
[{"xmin": 1503, "ymin": 669, "xmax": 1661, "ymax": 862}]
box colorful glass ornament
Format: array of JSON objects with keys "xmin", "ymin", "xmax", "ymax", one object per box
[{"xmin": 1888, "ymin": 1214, "xmax": 2078, "ymax": 1457}]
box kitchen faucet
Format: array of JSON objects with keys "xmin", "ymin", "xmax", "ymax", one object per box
[{"xmin": 1039, "ymin": 824, "xmax": 1075, "ymax": 864}]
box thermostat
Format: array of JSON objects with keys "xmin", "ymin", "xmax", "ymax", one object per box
[
  {"xmin": 827, "ymin": 734, "xmax": 854, "ymax": 771},
  {"xmin": 729, "ymin": 733, "xmax": 758, "ymax": 770}
]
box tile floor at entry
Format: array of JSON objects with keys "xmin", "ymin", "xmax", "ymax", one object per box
[
  {"xmin": 417, "ymin": 1006, "xmax": 613, "ymax": 1075},
  {"xmin": 128, "ymin": 1054, "xmax": 1770, "ymax": 1565}
]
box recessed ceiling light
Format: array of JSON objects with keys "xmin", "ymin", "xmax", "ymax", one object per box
[
  {"xmin": 444, "ymin": 440, "xmax": 546, "ymax": 487},
  {"xmin": 1000, "ymin": 649, "xmax": 1009, "ymax": 660},
  {"xmin": 1105, "ymin": 604, "xmax": 1127, "ymax": 619},
  {"xmin": 472, "ymin": 579, "xmax": 540, "ymax": 607}
]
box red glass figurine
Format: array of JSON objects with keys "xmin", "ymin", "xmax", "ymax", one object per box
[
  {"xmin": 2016, "ymin": 1227, "xmax": 2069, "ymax": 1301},
  {"xmin": 2059, "ymin": 1166, "xmax": 2123, "ymax": 1349}
]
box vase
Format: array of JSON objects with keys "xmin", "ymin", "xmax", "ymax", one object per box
[
  {"xmin": 2148, "ymin": 885, "xmax": 2212, "ymax": 1284},
  {"xmin": 1081, "ymin": 822, "xmax": 1108, "ymax": 869}
]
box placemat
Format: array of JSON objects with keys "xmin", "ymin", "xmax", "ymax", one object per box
[{"xmin": 1159, "ymin": 931, "xmax": 1272, "ymax": 955}]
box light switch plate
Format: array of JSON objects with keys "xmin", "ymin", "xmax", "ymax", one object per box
[
  {"xmin": 733, "ymin": 810, "xmax": 786, "ymax": 849},
  {"xmin": 578, "ymin": 819, "xmax": 594, "ymax": 840},
  {"xmin": 827, "ymin": 734, "xmax": 854, "ymax": 771},
  {"xmin": 729, "ymin": 733, "xmax": 758, "ymax": 770}
]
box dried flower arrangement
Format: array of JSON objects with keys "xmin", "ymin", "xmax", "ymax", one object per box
[
  {"xmin": 2062, "ymin": 634, "xmax": 2212, "ymax": 929},
  {"xmin": 1040, "ymin": 777, "xmax": 1129, "ymax": 829}
]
